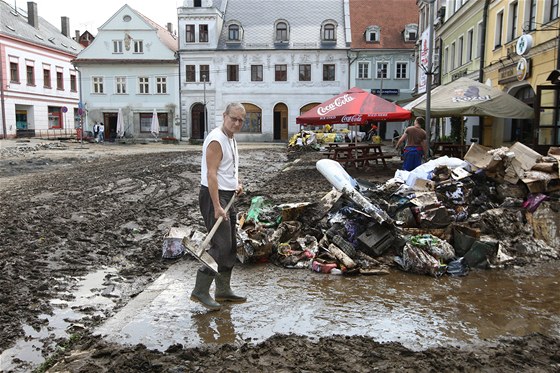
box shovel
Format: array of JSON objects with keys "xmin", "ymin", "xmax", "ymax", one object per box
[{"xmin": 182, "ymin": 194, "xmax": 236, "ymax": 273}]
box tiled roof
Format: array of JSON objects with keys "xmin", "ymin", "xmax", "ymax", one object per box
[
  {"xmin": 0, "ymin": 0, "xmax": 83, "ymax": 55},
  {"xmin": 217, "ymin": 0, "xmax": 348, "ymax": 50},
  {"xmin": 349, "ymin": 0, "xmax": 418, "ymax": 49},
  {"xmin": 136, "ymin": 10, "xmax": 178, "ymax": 52}
]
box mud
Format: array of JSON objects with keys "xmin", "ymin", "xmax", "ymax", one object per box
[{"xmin": 1, "ymin": 140, "xmax": 559, "ymax": 372}]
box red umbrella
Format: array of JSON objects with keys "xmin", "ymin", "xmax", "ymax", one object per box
[{"xmin": 296, "ymin": 87, "xmax": 411, "ymax": 125}]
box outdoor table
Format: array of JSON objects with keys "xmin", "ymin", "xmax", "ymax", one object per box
[{"xmin": 322, "ymin": 143, "xmax": 391, "ymax": 169}]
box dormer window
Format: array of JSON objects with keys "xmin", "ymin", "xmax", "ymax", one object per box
[
  {"xmin": 275, "ymin": 20, "xmax": 289, "ymax": 42},
  {"xmin": 227, "ymin": 22, "xmax": 243, "ymax": 42},
  {"xmin": 365, "ymin": 25, "xmax": 380, "ymax": 43},
  {"xmin": 321, "ymin": 20, "xmax": 337, "ymax": 42},
  {"xmin": 404, "ymin": 23, "xmax": 418, "ymax": 42}
]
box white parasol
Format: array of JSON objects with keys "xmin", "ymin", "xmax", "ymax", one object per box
[
  {"xmin": 151, "ymin": 109, "xmax": 160, "ymax": 138},
  {"xmin": 116, "ymin": 108, "xmax": 124, "ymax": 138}
]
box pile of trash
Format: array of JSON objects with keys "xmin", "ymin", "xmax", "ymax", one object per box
[
  {"xmin": 0, "ymin": 142, "xmax": 68, "ymax": 158},
  {"xmin": 236, "ymin": 142, "xmax": 560, "ymax": 277}
]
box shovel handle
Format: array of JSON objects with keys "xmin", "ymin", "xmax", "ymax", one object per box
[{"xmin": 198, "ymin": 194, "xmax": 236, "ymax": 252}]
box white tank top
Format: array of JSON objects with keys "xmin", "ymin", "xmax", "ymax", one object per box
[{"xmin": 200, "ymin": 127, "xmax": 238, "ymax": 191}]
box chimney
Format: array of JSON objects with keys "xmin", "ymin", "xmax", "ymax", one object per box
[
  {"xmin": 167, "ymin": 22, "xmax": 173, "ymax": 33},
  {"xmin": 75, "ymin": 30, "xmax": 80, "ymax": 41},
  {"xmin": 27, "ymin": 2, "xmax": 38, "ymax": 28},
  {"xmin": 61, "ymin": 16, "xmax": 70, "ymax": 37}
]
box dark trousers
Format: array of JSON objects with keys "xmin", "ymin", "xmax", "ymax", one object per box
[{"xmin": 198, "ymin": 186, "xmax": 237, "ymax": 274}]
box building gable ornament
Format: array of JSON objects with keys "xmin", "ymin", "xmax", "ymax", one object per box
[{"xmin": 124, "ymin": 33, "xmax": 132, "ymax": 51}]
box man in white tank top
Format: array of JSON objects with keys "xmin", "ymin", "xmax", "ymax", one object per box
[{"xmin": 191, "ymin": 102, "xmax": 247, "ymax": 311}]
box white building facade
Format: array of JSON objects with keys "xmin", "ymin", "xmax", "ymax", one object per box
[
  {"xmin": 177, "ymin": 0, "xmax": 351, "ymax": 142},
  {"xmin": 0, "ymin": 1, "xmax": 83, "ymax": 139},
  {"xmin": 73, "ymin": 5, "xmax": 179, "ymax": 140}
]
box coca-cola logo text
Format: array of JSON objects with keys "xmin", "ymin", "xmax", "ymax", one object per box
[
  {"xmin": 341, "ymin": 114, "xmax": 363, "ymax": 123},
  {"xmin": 317, "ymin": 94, "xmax": 355, "ymax": 115}
]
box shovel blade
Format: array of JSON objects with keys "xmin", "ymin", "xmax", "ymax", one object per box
[{"xmin": 182, "ymin": 237, "xmax": 219, "ymax": 273}]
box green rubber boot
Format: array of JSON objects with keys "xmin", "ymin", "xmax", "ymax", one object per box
[
  {"xmin": 215, "ymin": 270, "xmax": 246, "ymax": 303},
  {"xmin": 190, "ymin": 269, "xmax": 221, "ymax": 311}
]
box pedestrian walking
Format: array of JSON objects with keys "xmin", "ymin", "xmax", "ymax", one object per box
[{"xmin": 98, "ymin": 122, "xmax": 105, "ymax": 143}]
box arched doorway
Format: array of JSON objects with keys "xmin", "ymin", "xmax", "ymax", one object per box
[
  {"xmin": 511, "ymin": 85, "xmax": 535, "ymax": 144},
  {"xmin": 191, "ymin": 103, "xmax": 205, "ymax": 140},
  {"xmin": 273, "ymin": 103, "xmax": 288, "ymax": 141}
]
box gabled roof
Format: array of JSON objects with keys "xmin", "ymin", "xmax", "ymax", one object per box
[
  {"xmin": 98, "ymin": 4, "xmax": 177, "ymax": 52},
  {"xmin": 217, "ymin": 0, "xmax": 348, "ymax": 50},
  {"xmin": 349, "ymin": 0, "xmax": 418, "ymax": 50},
  {"xmin": 0, "ymin": 0, "xmax": 83, "ymax": 55}
]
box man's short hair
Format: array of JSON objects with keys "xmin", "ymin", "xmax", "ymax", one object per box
[
  {"xmin": 225, "ymin": 102, "xmax": 245, "ymax": 115},
  {"xmin": 415, "ymin": 117, "xmax": 425, "ymax": 127}
]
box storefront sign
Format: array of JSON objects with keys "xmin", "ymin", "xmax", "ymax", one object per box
[
  {"xmin": 516, "ymin": 34, "xmax": 533, "ymax": 56},
  {"xmin": 498, "ymin": 63, "xmax": 517, "ymax": 85},
  {"xmin": 370, "ymin": 89, "xmax": 399, "ymax": 95},
  {"xmin": 516, "ymin": 57, "xmax": 530, "ymax": 81}
]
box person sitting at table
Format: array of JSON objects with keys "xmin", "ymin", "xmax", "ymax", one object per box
[{"xmin": 395, "ymin": 117, "xmax": 428, "ymax": 171}]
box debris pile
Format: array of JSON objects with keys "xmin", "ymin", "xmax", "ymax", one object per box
[{"xmin": 236, "ymin": 142, "xmax": 560, "ymax": 277}]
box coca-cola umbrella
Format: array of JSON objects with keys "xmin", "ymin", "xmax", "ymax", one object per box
[{"xmin": 296, "ymin": 87, "xmax": 412, "ymax": 127}]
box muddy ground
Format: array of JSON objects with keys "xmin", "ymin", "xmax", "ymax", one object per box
[{"xmin": 1, "ymin": 140, "xmax": 559, "ymax": 372}]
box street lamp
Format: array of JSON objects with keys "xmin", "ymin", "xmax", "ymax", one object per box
[
  {"xmin": 202, "ymin": 74, "xmax": 207, "ymax": 138},
  {"xmin": 422, "ymin": 0, "xmax": 436, "ymax": 154}
]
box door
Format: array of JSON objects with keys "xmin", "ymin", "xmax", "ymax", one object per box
[
  {"xmin": 273, "ymin": 103, "xmax": 288, "ymax": 141},
  {"xmin": 103, "ymin": 113, "xmax": 118, "ymax": 141},
  {"xmin": 192, "ymin": 103, "xmax": 205, "ymax": 140}
]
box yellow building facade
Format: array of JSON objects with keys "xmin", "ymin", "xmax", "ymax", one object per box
[{"xmin": 483, "ymin": 0, "xmax": 559, "ymax": 152}]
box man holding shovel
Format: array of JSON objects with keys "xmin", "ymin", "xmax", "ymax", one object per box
[{"xmin": 191, "ymin": 102, "xmax": 247, "ymax": 311}]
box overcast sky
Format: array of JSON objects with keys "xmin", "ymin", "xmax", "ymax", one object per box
[{"xmin": 14, "ymin": 0, "xmax": 182, "ymax": 34}]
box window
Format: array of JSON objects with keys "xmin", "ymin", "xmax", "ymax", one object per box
[
  {"xmin": 551, "ymin": 0, "xmax": 559, "ymax": 22},
  {"xmin": 199, "ymin": 25, "xmax": 208, "ymax": 42},
  {"xmin": 251, "ymin": 65, "xmax": 263, "ymax": 81},
  {"xmin": 10, "ymin": 62, "xmax": 19, "ymax": 83},
  {"xmin": 458, "ymin": 36, "xmax": 463, "ymax": 67},
  {"xmin": 508, "ymin": 1, "xmax": 518, "ymax": 42},
  {"xmin": 134, "ymin": 40, "xmax": 144, "ymax": 53},
  {"xmin": 70, "ymin": 73, "xmax": 76, "ymax": 91},
  {"xmin": 113, "ymin": 40, "xmax": 123, "ymax": 53},
  {"xmin": 200, "ymin": 65, "xmax": 210, "ymax": 82},
  {"xmin": 56, "ymin": 71, "xmax": 64, "ymax": 90},
  {"xmin": 299, "ymin": 64, "xmax": 311, "ymax": 81},
  {"xmin": 140, "ymin": 112, "xmax": 168, "ymax": 133},
  {"xmin": 27, "ymin": 65, "xmax": 35, "ymax": 85},
  {"xmin": 156, "ymin": 77, "xmax": 167, "ymax": 94},
  {"xmin": 227, "ymin": 65, "xmax": 239, "ymax": 81},
  {"xmin": 357, "ymin": 61, "xmax": 370, "ymax": 79},
  {"xmin": 228, "ymin": 24, "xmax": 240, "ymax": 41},
  {"xmin": 451, "ymin": 42, "xmax": 456, "ymax": 70},
  {"xmin": 240, "ymin": 103, "xmax": 262, "ymax": 133},
  {"xmin": 275, "ymin": 21, "xmax": 288, "ymax": 42},
  {"xmin": 116, "ymin": 76, "xmax": 127, "ymax": 94},
  {"xmin": 92, "ymin": 76, "xmax": 103, "ymax": 93},
  {"xmin": 396, "ymin": 62, "xmax": 408, "ymax": 79},
  {"xmin": 494, "ymin": 11, "xmax": 503, "ymax": 48},
  {"xmin": 526, "ymin": 0, "xmax": 536, "ymax": 31},
  {"xmin": 185, "ymin": 24, "xmax": 195, "ymax": 42},
  {"xmin": 376, "ymin": 62, "xmax": 388, "ymax": 79},
  {"xmin": 185, "ymin": 65, "xmax": 196, "ymax": 82},
  {"xmin": 443, "ymin": 47, "xmax": 448, "ymax": 74},
  {"xmin": 365, "ymin": 26, "xmax": 380, "ymax": 42},
  {"xmin": 404, "ymin": 24, "xmax": 418, "ymax": 42},
  {"xmin": 322, "ymin": 23, "xmax": 335, "ymax": 41},
  {"xmin": 43, "ymin": 68, "xmax": 51, "ymax": 88},
  {"xmin": 48, "ymin": 107, "xmax": 62, "ymax": 129},
  {"xmin": 476, "ymin": 22, "xmax": 483, "ymax": 58},
  {"xmin": 194, "ymin": 0, "xmax": 201, "ymax": 6},
  {"xmin": 466, "ymin": 29, "xmax": 473, "ymax": 62},
  {"xmin": 323, "ymin": 64, "xmax": 335, "ymax": 81},
  {"xmin": 275, "ymin": 64, "xmax": 287, "ymax": 81},
  {"xmin": 138, "ymin": 77, "xmax": 149, "ymax": 94}
]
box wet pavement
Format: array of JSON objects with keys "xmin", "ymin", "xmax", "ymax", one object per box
[{"xmin": 94, "ymin": 259, "xmax": 560, "ymax": 352}]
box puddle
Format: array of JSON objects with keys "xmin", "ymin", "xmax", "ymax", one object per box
[
  {"xmin": 95, "ymin": 260, "xmax": 560, "ymax": 352},
  {"xmin": 0, "ymin": 268, "xmax": 118, "ymax": 373}
]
